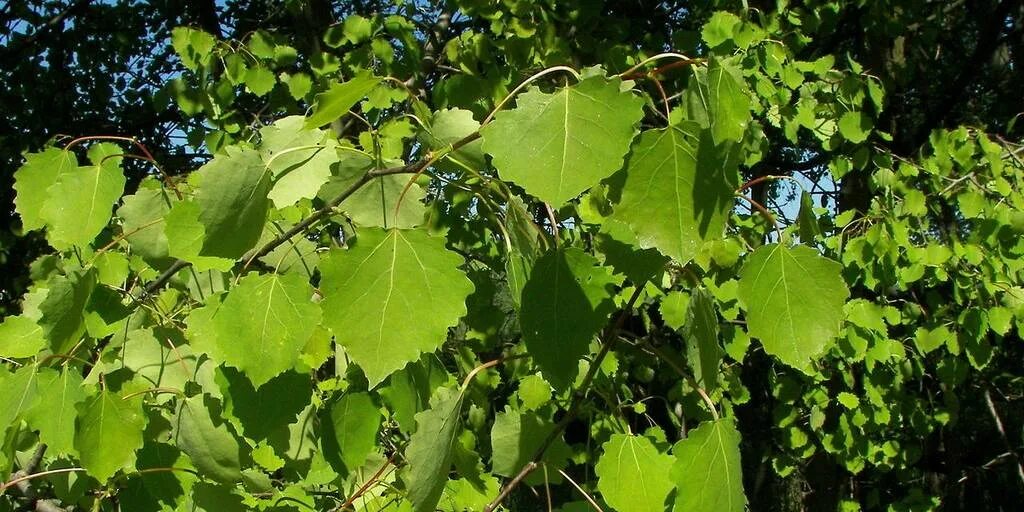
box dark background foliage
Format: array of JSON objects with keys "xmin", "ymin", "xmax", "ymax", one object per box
[{"xmin": 2, "ymin": 1, "xmax": 1022, "ymax": 510}]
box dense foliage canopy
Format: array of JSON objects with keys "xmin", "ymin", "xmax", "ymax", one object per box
[{"xmin": 1, "ymin": 1, "xmax": 1023, "ymax": 511}]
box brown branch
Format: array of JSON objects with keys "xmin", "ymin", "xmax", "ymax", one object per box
[
  {"xmin": 984, "ymin": 389, "xmax": 1024, "ymax": 486},
  {"xmin": 483, "ymin": 286, "xmax": 646, "ymax": 512}
]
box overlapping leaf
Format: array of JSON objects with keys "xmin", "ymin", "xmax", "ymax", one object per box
[
  {"xmin": 520, "ymin": 248, "xmax": 620, "ymax": 389},
  {"xmin": 612, "ymin": 125, "xmax": 738, "ymax": 265},
  {"xmin": 405, "ymin": 387, "xmax": 463, "ymax": 512},
  {"xmin": 75, "ymin": 388, "xmax": 147, "ymax": 482},
  {"xmin": 318, "ymin": 228, "xmax": 473, "ymax": 386},
  {"xmin": 191, "ymin": 146, "xmax": 272, "ymax": 260},
  {"xmin": 13, "ymin": 147, "xmax": 77, "ymax": 231}
]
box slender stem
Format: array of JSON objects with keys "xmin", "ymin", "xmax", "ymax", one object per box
[
  {"xmin": 736, "ymin": 193, "xmax": 783, "ymax": 241},
  {"xmin": 482, "ymin": 66, "xmax": 581, "ymax": 125},
  {"xmin": 984, "ymin": 389, "xmax": 1024, "ymax": 486},
  {"xmin": 0, "ymin": 468, "xmax": 87, "ymax": 494},
  {"xmin": 263, "ymin": 144, "xmax": 327, "ymax": 171},
  {"xmin": 460, "ymin": 354, "xmax": 525, "ymax": 393},
  {"xmin": 558, "ymin": 469, "xmax": 605, "ymax": 512},
  {"xmin": 618, "ymin": 52, "xmax": 698, "ymax": 78},
  {"xmin": 63, "ymin": 135, "xmax": 181, "ymax": 199},
  {"xmin": 92, "ymin": 217, "xmax": 164, "ymax": 259},
  {"xmin": 644, "ymin": 343, "xmax": 719, "ymax": 420},
  {"xmin": 736, "ymin": 174, "xmax": 804, "ymax": 193},
  {"xmin": 483, "ymin": 286, "xmax": 645, "ymax": 512},
  {"xmin": 120, "ymin": 387, "xmax": 184, "ymax": 401},
  {"xmin": 543, "ymin": 203, "xmax": 560, "ymax": 247},
  {"xmin": 334, "ymin": 454, "xmax": 397, "ymax": 511}
]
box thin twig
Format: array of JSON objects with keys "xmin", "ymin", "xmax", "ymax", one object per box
[
  {"xmin": 984, "ymin": 389, "xmax": 1024, "ymax": 486},
  {"xmin": 483, "ymin": 286, "xmax": 646, "ymax": 512},
  {"xmin": 558, "ymin": 469, "xmax": 605, "ymax": 512},
  {"xmin": 333, "ymin": 454, "xmax": 397, "ymax": 511}
]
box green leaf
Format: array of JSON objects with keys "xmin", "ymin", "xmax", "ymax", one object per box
[
  {"xmin": 75, "ymin": 388, "xmax": 148, "ymax": 482},
  {"xmin": 480, "ymin": 75, "xmax": 644, "ymax": 206},
  {"xmin": 490, "ymin": 410, "xmax": 570, "ymax": 477},
  {"xmin": 702, "ymin": 12, "xmax": 741, "ymax": 47},
  {"xmin": 419, "ymin": 108, "xmax": 486, "ymax": 172},
  {"xmin": 24, "ymin": 368, "xmax": 86, "ymax": 457},
  {"xmin": 38, "ymin": 269, "xmax": 96, "ymax": 353},
  {"xmin": 612, "ymin": 126, "xmax": 738, "ymax": 265},
  {"xmin": 245, "ymin": 66, "xmax": 276, "ymax": 96},
  {"xmin": 737, "ymin": 244, "xmax": 849, "ymax": 373},
  {"xmin": 318, "ymin": 154, "xmax": 426, "ymax": 229},
  {"xmin": 0, "ymin": 315, "xmax": 45, "ymax": 358},
  {"xmin": 174, "ymin": 394, "xmax": 243, "ymax": 484},
  {"xmin": 380, "ymin": 357, "xmax": 451, "ymax": 433},
  {"xmin": 683, "ymin": 288, "xmax": 722, "ymax": 392},
  {"xmin": 215, "ymin": 368, "xmax": 312, "ymax": 446},
  {"xmin": 797, "ymin": 190, "xmax": 822, "ymax": 243},
  {"xmin": 258, "ymin": 116, "xmax": 338, "ymax": 207},
  {"xmin": 687, "ymin": 58, "xmax": 751, "ymax": 143},
  {"xmin": 40, "ymin": 156, "xmax": 126, "ymax": 250},
  {"xmin": 322, "ymin": 392, "xmax": 382, "ymax": 473},
  {"xmin": 305, "ymin": 73, "xmax": 381, "ymax": 129},
  {"xmin": 595, "ymin": 434, "xmax": 675, "ymax": 512},
  {"xmin": 319, "ymin": 228, "xmax": 473, "ymax": 386},
  {"xmin": 171, "ymin": 27, "xmax": 216, "ymax": 71},
  {"xmin": 504, "ymin": 196, "xmax": 543, "ymax": 310},
  {"xmin": 0, "ymin": 365, "xmax": 42, "ymax": 434},
  {"xmin": 838, "ymin": 111, "xmax": 871, "ymax": 143},
  {"xmin": 671, "ymin": 419, "xmax": 746, "ymax": 512},
  {"xmin": 192, "ymin": 147, "xmax": 272, "ymax": 260},
  {"xmin": 164, "ymin": 200, "xmax": 234, "ymax": 272},
  {"xmin": 13, "ymin": 148, "xmax": 77, "ymax": 231},
  {"xmin": 211, "ymin": 272, "xmax": 321, "ymax": 387},
  {"xmin": 517, "ymin": 374, "xmax": 552, "ymax": 411},
  {"xmin": 520, "ymin": 248, "xmax": 620, "ymax": 389},
  {"xmin": 405, "ymin": 387, "xmax": 463, "ymax": 512},
  {"xmin": 342, "ymin": 14, "xmax": 373, "ymax": 44}
]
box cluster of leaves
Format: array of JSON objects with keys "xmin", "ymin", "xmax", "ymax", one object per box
[{"xmin": 2, "ymin": 5, "xmax": 1022, "ymax": 512}]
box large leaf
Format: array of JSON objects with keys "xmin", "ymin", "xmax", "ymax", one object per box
[
  {"xmin": 683, "ymin": 287, "xmax": 722, "ymax": 392},
  {"xmin": 611, "ymin": 125, "xmax": 738, "ymax": 265},
  {"xmin": 75, "ymin": 388, "xmax": 148, "ymax": 482},
  {"xmin": 13, "ymin": 147, "xmax": 77, "ymax": 231},
  {"xmin": 322, "ymin": 392, "xmax": 382, "ymax": 473},
  {"xmin": 40, "ymin": 150, "xmax": 126, "ymax": 250},
  {"xmin": 258, "ymin": 116, "xmax": 339, "ymax": 207},
  {"xmin": 737, "ymin": 244, "xmax": 849, "ymax": 373},
  {"xmin": 211, "ymin": 272, "xmax": 321, "ymax": 387},
  {"xmin": 671, "ymin": 419, "xmax": 745, "ymax": 512},
  {"xmin": 520, "ymin": 248, "xmax": 620, "ymax": 389},
  {"xmin": 304, "ymin": 73, "xmax": 381, "ymax": 129},
  {"xmin": 405, "ymin": 387, "xmax": 463, "ymax": 512},
  {"xmin": 318, "ymin": 228, "xmax": 473, "ymax": 386},
  {"xmin": 595, "ymin": 434, "xmax": 675, "ymax": 512},
  {"xmin": 174, "ymin": 394, "xmax": 243, "ymax": 484},
  {"xmin": 24, "ymin": 368, "xmax": 86, "ymax": 457},
  {"xmin": 192, "ymin": 147, "xmax": 272, "ymax": 260},
  {"xmin": 480, "ymin": 75, "xmax": 644, "ymax": 206}
]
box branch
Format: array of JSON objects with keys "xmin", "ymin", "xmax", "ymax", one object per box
[
  {"xmin": 141, "ymin": 132, "xmax": 482, "ymax": 296},
  {"xmin": 483, "ymin": 286, "xmax": 646, "ymax": 512},
  {"xmin": 984, "ymin": 389, "xmax": 1024, "ymax": 486},
  {"xmin": 1, "ymin": 0, "xmax": 93, "ymax": 60}
]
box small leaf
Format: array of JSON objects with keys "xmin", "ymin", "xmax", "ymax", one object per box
[
  {"xmin": 319, "ymin": 228, "xmax": 473, "ymax": 386},
  {"xmin": 671, "ymin": 419, "xmax": 745, "ymax": 512},
  {"xmin": 797, "ymin": 190, "xmax": 822, "ymax": 243},
  {"xmin": 75, "ymin": 388, "xmax": 148, "ymax": 482},
  {"xmin": 258, "ymin": 116, "xmax": 338, "ymax": 207},
  {"xmin": 211, "ymin": 272, "xmax": 321, "ymax": 387},
  {"xmin": 702, "ymin": 12, "xmax": 741, "ymax": 47},
  {"xmin": 0, "ymin": 315, "xmax": 46, "ymax": 359},
  {"xmin": 737, "ymin": 244, "xmax": 849, "ymax": 373},
  {"xmin": 684, "ymin": 288, "xmax": 722, "ymax": 392},
  {"xmin": 596, "ymin": 434, "xmax": 675, "ymax": 512},
  {"xmin": 405, "ymin": 387, "xmax": 463, "ymax": 512},
  {"xmin": 0, "ymin": 365, "xmax": 42, "ymax": 432},
  {"xmin": 687, "ymin": 58, "xmax": 751, "ymax": 143},
  {"xmin": 481, "ymin": 75, "xmax": 644, "ymax": 206},
  {"xmin": 520, "ymin": 248, "xmax": 620, "ymax": 389},
  {"xmin": 38, "ymin": 269, "xmax": 96, "ymax": 353},
  {"xmin": 13, "ymin": 148, "xmax": 77, "ymax": 231},
  {"xmin": 305, "ymin": 73, "xmax": 381, "ymax": 129},
  {"xmin": 838, "ymin": 111, "xmax": 871, "ymax": 143},
  {"xmin": 490, "ymin": 410, "xmax": 570, "ymax": 477},
  {"xmin": 175, "ymin": 394, "xmax": 243, "ymax": 484}
]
